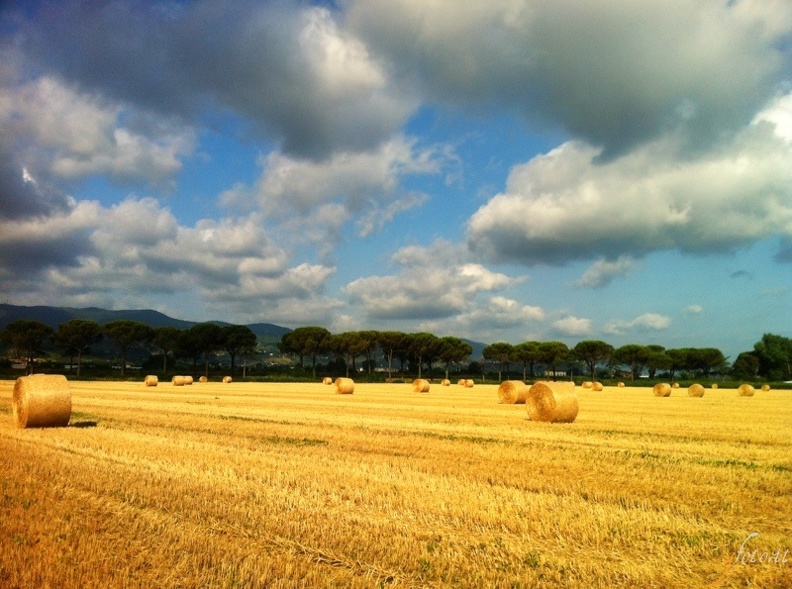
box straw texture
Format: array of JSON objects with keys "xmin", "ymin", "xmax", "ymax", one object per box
[
  {"xmin": 687, "ymin": 384, "xmax": 705, "ymax": 397},
  {"xmin": 412, "ymin": 379, "xmax": 430, "ymax": 393},
  {"xmin": 526, "ymin": 382, "xmax": 579, "ymax": 423},
  {"xmin": 335, "ymin": 377, "xmax": 355, "ymax": 394},
  {"xmin": 172, "ymin": 375, "xmax": 186, "ymax": 386},
  {"xmin": 653, "ymin": 383, "xmax": 672, "ymax": 397},
  {"xmin": 144, "ymin": 375, "xmax": 158, "ymax": 387},
  {"xmin": 738, "ymin": 384, "xmax": 755, "ymax": 397},
  {"xmin": 497, "ymin": 380, "xmax": 526, "ymax": 404},
  {"xmin": 12, "ymin": 374, "xmax": 72, "ymax": 428}
]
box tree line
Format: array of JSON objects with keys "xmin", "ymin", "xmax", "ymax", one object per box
[
  {"xmin": 2, "ymin": 318, "xmax": 790, "ymax": 382},
  {"xmin": 0, "ymin": 319, "xmax": 257, "ymax": 377}
]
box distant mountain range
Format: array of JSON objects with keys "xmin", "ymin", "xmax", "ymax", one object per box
[
  {"xmin": 0, "ymin": 304, "xmax": 291, "ymax": 342},
  {"xmin": 0, "ymin": 303, "xmax": 487, "ymax": 359}
]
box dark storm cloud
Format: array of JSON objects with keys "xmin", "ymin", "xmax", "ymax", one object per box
[{"xmin": 16, "ymin": 0, "xmax": 414, "ymax": 159}]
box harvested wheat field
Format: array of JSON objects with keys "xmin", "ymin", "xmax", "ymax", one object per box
[{"xmin": 1, "ymin": 380, "xmax": 791, "ymax": 588}]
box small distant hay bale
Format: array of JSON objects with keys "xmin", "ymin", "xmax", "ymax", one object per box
[
  {"xmin": 12, "ymin": 374, "xmax": 72, "ymax": 428},
  {"xmin": 761, "ymin": 384, "xmax": 770, "ymax": 392},
  {"xmin": 458, "ymin": 378, "xmax": 466, "ymax": 386},
  {"xmin": 525, "ymin": 382, "xmax": 579, "ymax": 423},
  {"xmin": 738, "ymin": 384, "xmax": 755, "ymax": 397},
  {"xmin": 322, "ymin": 377, "xmax": 333, "ymax": 385},
  {"xmin": 413, "ymin": 378, "xmax": 430, "ymax": 393},
  {"xmin": 464, "ymin": 379, "xmax": 474, "ymax": 388},
  {"xmin": 711, "ymin": 383, "xmax": 719, "ymax": 389},
  {"xmin": 144, "ymin": 375, "xmax": 158, "ymax": 387},
  {"xmin": 687, "ymin": 383, "xmax": 705, "ymax": 397},
  {"xmin": 497, "ymin": 380, "xmax": 526, "ymax": 404},
  {"xmin": 335, "ymin": 377, "xmax": 355, "ymax": 394},
  {"xmin": 617, "ymin": 382, "xmax": 625, "ymax": 388},
  {"xmin": 172, "ymin": 375, "xmax": 186, "ymax": 386},
  {"xmin": 592, "ymin": 381, "xmax": 603, "ymax": 391},
  {"xmin": 199, "ymin": 376, "xmax": 208, "ymax": 383},
  {"xmin": 222, "ymin": 376, "xmax": 232, "ymax": 384},
  {"xmin": 653, "ymin": 383, "xmax": 672, "ymax": 397},
  {"xmin": 441, "ymin": 379, "xmax": 451, "ymax": 386},
  {"xmin": 672, "ymin": 382, "xmax": 680, "ymax": 389},
  {"xmin": 184, "ymin": 376, "xmax": 194, "ymax": 385},
  {"xmin": 582, "ymin": 381, "xmax": 593, "ymax": 389}
]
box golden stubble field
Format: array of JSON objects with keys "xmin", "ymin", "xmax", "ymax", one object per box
[{"xmin": 1, "ymin": 378, "xmax": 790, "ymax": 588}]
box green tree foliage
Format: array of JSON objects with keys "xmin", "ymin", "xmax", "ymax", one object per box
[
  {"xmin": 753, "ymin": 333, "xmax": 792, "ymax": 380},
  {"xmin": 573, "ymin": 340, "xmax": 615, "ymax": 382},
  {"xmin": 54, "ymin": 319, "xmax": 103, "ymax": 377},
  {"xmin": 613, "ymin": 344, "xmax": 650, "ymax": 381},
  {"xmin": 407, "ymin": 332, "xmax": 441, "ymax": 379},
  {"xmin": 482, "ymin": 342, "xmax": 514, "ymax": 380},
  {"xmin": 732, "ymin": 351, "xmax": 760, "ymax": 379},
  {"xmin": 644, "ymin": 345, "xmax": 671, "ymax": 379},
  {"xmin": 377, "ymin": 331, "xmax": 409, "ymax": 379},
  {"xmin": 153, "ymin": 326, "xmax": 182, "ymax": 372},
  {"xmin": 283, "ymin": 326, "xmax": 332, "ymax": 378},
  {"xmin": 331, "ymin": 331, "xmax": 368, "ymax": 377},
  {"xmin": 103, "ymin": 320, "xmax": 154, "ymax": 377},
  {"xmin": 513, "ymin": 341, "xmax": 541, "ymax": 381},
  {"xmin": 0, "ymin": 319, "xmax": 53, "ymax": 373},
  {"xmin": 437, "ymin": 336, "xmax": 472, "ymax": 377},
  {"xmin": 222, "ymin": 325, "xmax": 258, "ymax": 374},
  {"xmin": 538, "ymin": 341, "xmax": 569, "ymax": 380},
  {"xmin": 185, "ymin": 323, "xmax": 225, "ymax": 377}
]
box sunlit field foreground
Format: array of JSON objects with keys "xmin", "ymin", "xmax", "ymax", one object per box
[{"xmin": 1, "ymin": 379, "xmax": 791, "ymax": 588}]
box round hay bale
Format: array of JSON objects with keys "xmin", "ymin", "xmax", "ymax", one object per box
[
  {"xmin": 554, "ymin": 393, "xmax": 579, "ymax": 423},
  {"xmin": 617, "ymin": 382, "xmax": 625, "ymax": 387},
  {"xmin": 464, "ymin": 379, "xmax": 474, "ymax": 388},
  {"xmin": 222, "ymin": 376, "xmax": 232, "ymax": 384},
  {"xmin": 199, "ymin": 376, "xmax": 208, "ymax": 383},
  {"xmin": 322, "ymin": 377, "xmax": 333, "ymax": 385},
  {"xmin": 458, "ymin": 378, "xmax": 466, "ymax": 386},
  {"xmin": 535, "ymin": 380, "xmax": 575, "ymax": 394},
  {"xmin": 526, "ymin": 382, "xmax": 579, "ymax": 423},
  {"xmin": 144, "ymin": 375, "xmax": 158, "ymax": 387},
  {"xmin": 653, "ymin": 383, "xmax": 672, "ymax": 397},
  {"xmin": 738, "ymin": 383, "xmax": 755, "ymax": 397},
  {"xmin": 672, "ymin": 382, "xmax": 680, "ymax": 389},
  {"xmin": 711, "ymin": 383, "xmax": 718, "ymax": 389},
  {"xmin": 582, "ymin": 381, "xmax": 593, "ymax": 389},
  {"xmin": 335, "ymin": 377, "xmax": 355, "ymax": 394},
  {"xmin": 184, "ymin": 375, "xmax": 194, "ymax": 385},
  {"xmin": 497, "ymin": 380, "xmax": 526, "ymax": 404},
  {"xmin": 687, "ymin": 383, "xmax": 705, "ymax": 397},
  {"xmin": 413, "ymin": 378, "xmax": 430, "ymax": 393},
  {"xmin": 441, "ymin": 379, "xmax": 451, "ymax": 386},
  {"xmin": 592, "ymin": 381, "xmax": 603, "ymax": 391},
  {"xmin": 526, "ymin": 382, "xmax": 556, "ymax": 422},
  {"xmin": 761, "ymin": 384, "xmax": 770, "ymax": 392},
  {"xmin": 12, "ymin": 374, "xmax": 72, "ymax": 428},
  {"xmin": 172, "ymin": 375, "xmax": 186, "ymax": 386}
]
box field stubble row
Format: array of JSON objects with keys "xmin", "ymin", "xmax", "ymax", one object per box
[{"xmin": 1, "ymin": 380, "xmax": 790, "ymax": 588}]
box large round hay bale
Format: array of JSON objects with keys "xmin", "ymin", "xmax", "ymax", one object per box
[
  {"xmin": 199, "ymin": 376, "xmax": 208, "ymax": 383},
  {"xmin": 535, "ymin": 380, "xmax": 575, "ymax": 395},
  {"xmin": 687, "ymin": 383, "xmax": 705, "ymax": 397},
  {"xmin": 761, "ymin": 384, "xmax": 770, "ymax": 392},
  {"xmin": 144, "ymin": 375, "xmax": 158, "ymax": 387},
  {"xmin": 591, "ymin": 381, "xmax": 603, "ymax": 391},
  {"xmin": 526, "ymin": 382, "xmax": 579, "ymax": 423},
  {"xmin": 335, "ymin": 377, "xmax": 355, "ymax": 394},
  {"xmin": 441, "ymin": 379, "xmax": 451, "ymax": 386},
  {"xmin": 464, "ymin": 379, "xmax": 474, "ymax": 388},
  {"xmin": 653, "ymin": 383, "xmax": 672, "ymax": 397},
  {"xmin": 12, "ymin": 374, "xmax": 72, "ymax": 428},
  {"xmin": 497, "ymin": 380, "xmax": 526, "ymax": 404},
  {"xmin": 184, "ymin": 375, "xmax": 194, "ymax": 385},
  {"xmin": 172, "ymin": 375, "xmax": 186, "ymax": 386},
  {"xmin": 413, "ymin": 378, "xmax": 430, "ymax": 393},
  {"xmin": 738, "ymin": 384, "xmax": 755, "ymax": 397},
  {"xmin": 322, "ymin": 377, "xmax": 333, "ymax": 385},
  {"xmin": 457, "ymin": 378, "xmax": 466, "ymax": 386},
  {"xmin": 222, "ymin": 376, "xmax": 232, "ymax": 384}
]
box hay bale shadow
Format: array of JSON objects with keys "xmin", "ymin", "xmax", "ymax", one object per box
[{"xmin": 70, "ymin": 420, "xmax": 98, "ymax": 428}]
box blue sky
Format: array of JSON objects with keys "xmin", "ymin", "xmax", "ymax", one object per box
[{"xmin": 1, "ymin": 0, "xmax": 791, "ymax": 360}]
